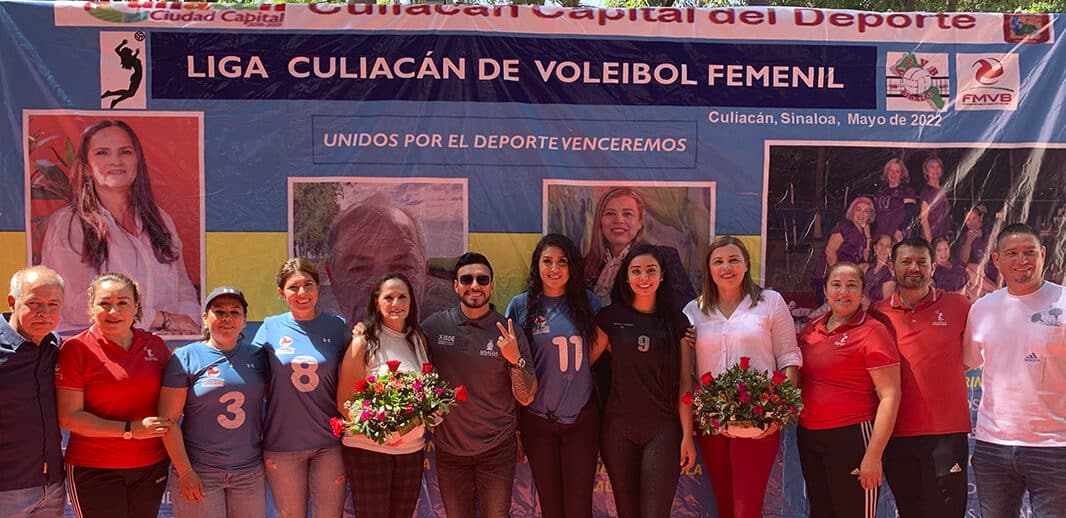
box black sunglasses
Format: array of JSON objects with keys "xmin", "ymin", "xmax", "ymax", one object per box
[{"xmin": 458, "ymin": 274, "xmax": 492, "ymax": 286}]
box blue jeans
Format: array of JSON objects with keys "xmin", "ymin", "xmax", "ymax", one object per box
[
  {"xmin": 0, "ymin": 482, "xmax": 65, "ymax": 518},
  {"xmin": 972, "ymin": 440, "xmax": 1066, "ymax": 518},
  {"xmin": 170, "ymin": 464, "xmax": 266, "ymax": 518},
  {"xmin": 264, "ymin": 447, "xmax": 345, "ymax": 518}
]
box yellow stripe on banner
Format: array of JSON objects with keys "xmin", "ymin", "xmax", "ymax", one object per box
[
  {"xmin": 205, "ymin": 232, "xmax": 289, "ymax": 321},
  {"xmin": 468, "ymin": 233, "xmax": 543, "ymax": 307},
  {"xmin": 0, "ymin": 232, "xmax": 29, "ymax": 287},
  {"xmin": 734, "ymin": 235, "xmax": 764, "ymax": 285}
]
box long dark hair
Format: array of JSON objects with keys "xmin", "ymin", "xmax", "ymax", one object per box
[
  {"xmin": 69, "ymin": 120, "xmax": 179, "ymax": 269},
  {"xmin": 523, "ymin": 234, "xmax": 595, "ymax": 345},
  {"xmin": 362, "ymin": 273, "xmax": 428, "ymax": 364},
  {"xmin": 611, "ymin": 243, "xmax": 683, "ymax": 398}
]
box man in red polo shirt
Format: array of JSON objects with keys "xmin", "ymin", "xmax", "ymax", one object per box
[{"xmin": 873, "ymin": 237, "xmax": 971, "ymax": 517}]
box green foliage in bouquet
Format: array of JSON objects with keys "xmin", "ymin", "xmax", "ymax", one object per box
[
  {"xmin": 330, "ymin": 361, "xmax": 466, "ymax": 445},
  {"xmin": 689, "ymin": 356, "xmax": 802, "ymax": 435}
]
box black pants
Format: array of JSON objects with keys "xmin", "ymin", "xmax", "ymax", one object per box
[
  {"xmin": 797, "ymin": 422, "xmax": 880, "ymax": 518},
  {"xmin": 342, "ymin": 446, "xmax": 424, "ymax": 518},
  {"xmin": 66, "ymin": 459, "xmax": 169, "ymax": 518},
  {"xmin": 600, "ymin": 417, "xmax": 681, "ymax": 518},
  {"xmin": 435, "ymin": 434, "xmax": 517, "ymax": 518},
  {"xmin": 884, "ymin": 433, "xmax": 969, "ymax": 518},
  {"xmin": 519, "ymin": 397, "xmax": 600, "ymax": 518}
]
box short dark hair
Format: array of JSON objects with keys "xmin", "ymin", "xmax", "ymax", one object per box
[
  {"xmin": 891, "ymin": 237, "xmax": 934, "ymax": 262},
  {"xmin": 996, "ymin": 223, "xmax": 1041, "ymax": 248},
  {"xmin": 454, "ymin": 252, "xmax": 493, "ymax": 280}
]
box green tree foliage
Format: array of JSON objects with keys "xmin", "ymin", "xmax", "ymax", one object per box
[{"xmin": 292, "ymin": 182, "xmax": 340, "ymax": 260}]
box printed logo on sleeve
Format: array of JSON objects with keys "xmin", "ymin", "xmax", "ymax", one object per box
[
  {"xmin": 1030, "ymin": 307, "xmax": 1063, "ymax": 327},
  {"xmin": 436, "ymin": 334, "xmax": 455, "ymax": 346},
  {"xmin": 932, "ymin": 310, "xmax": 949, "ymax": 327},
  {"xmin": 276, "ymin": 336, "xmax": 296, "ymax": 355},
  {"xmin": 201, "ymin": 365, "xmax": 225, "ymax": 387},
  {"xmin": 1024, "ymin": 352, "xmax": 1041, "ymax": 363},
  {"xmin": 480, "ymin": 340, "xmax": 500, "ymax": 358}
]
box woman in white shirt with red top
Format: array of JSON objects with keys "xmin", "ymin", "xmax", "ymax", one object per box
[{"xmin": 682, "ymin": 236, "xmax": 801, "ymax": 518}]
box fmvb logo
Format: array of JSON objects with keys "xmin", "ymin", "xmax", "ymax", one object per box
[
  {"xmin": 956, "ymin": 54, "xmax": 1020, "ymax": 111},
  {"xmin": 886, "ymin": 52, "xmax": 949, "ymax": 112}
]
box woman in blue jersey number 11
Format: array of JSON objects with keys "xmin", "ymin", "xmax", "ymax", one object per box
[
  {"xmin": 254, "ymin": 258, "xmax": 351, "ymax": 518},
  {"xmin": 505, "ymin": 234, "xmax": 601, "ymax": 518}
]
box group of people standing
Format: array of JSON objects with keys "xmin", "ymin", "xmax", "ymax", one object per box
[
  {"xmin": 2, "ymin": 135, "xmax": 1062, "ymax": 518},
  {"xmin": 814, "ymin": 155, "xmax": 1003, "ymax": 305},
  {"xmin": 4, "ymin": 220, "xmax": 1063, "ymax": 518}
]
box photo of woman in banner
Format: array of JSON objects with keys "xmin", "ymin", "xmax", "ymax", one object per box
[
  {"xmin": 810, "ymin": 196, "xmax": 874, "ymax": 306},
  {"xmin": 584, "ymin": 188, "xmax": 696, "ymax": 308},
  {"xmin": 39, "ymin": 119, "xmax": 201, "ymax": 336},
  {"xmin": 918, "ymin": 155, "xmax": 952, "ymax": 242},
  {"xmin": 958, "ymin": 204, "xmax": 1000, "ymax": 301},
  {"xmin": 874, "ymin": 157, "xmax": 917, "ymax": 241},
  {"xmin": 932, "ymin": 237, "xmax": 969, "ymax": 293},
  {"xmin": 865, "ymin": 234, "xmax": 896, "ymax": 304}
]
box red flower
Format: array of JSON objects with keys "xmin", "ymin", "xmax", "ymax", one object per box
[
  {"xmin": 739, "ymin": 356, "xmax": 751, "ymax": 370},
  {"xmin": 700, "ymin": 372, "xmax": 714, "ymax": 386},
  {"xmin": 422, "ymin": 363, "xmax": 434, "ymax": 374},
  {"xmin": 760, "ymin": 392, "xmax": 770, "ymax": 402},
  {"xmin": 329, "ymin": 417, "xmax": 345, "ymax": 438},
  {"xmin": 374, "ymin": 384, "xmax": 386, "ymax": 394},
  {"xmin": 680, "ymin": 392, "xmax": 694, "ymax": 405},
  {"xmin": 739, "ymin": 392, "xmax": 751, "ymax": 403},
  {"xmin": 455, "ymin": 385, "xmax": 468, "ymax": 401},
  {"xmin": 354, "ymin": 379, "xmax": 368, "ymax": 392},
  {"xmin": 386, "ymin": 360, "xmax": 402, "ymax": 372},
  {"xmin": 772, "ymin": 370, "xmax": 788, "ymax": 385},
  {"xmin": 753, "ymin": 405, "xmax": 765, "ymax": 415}
]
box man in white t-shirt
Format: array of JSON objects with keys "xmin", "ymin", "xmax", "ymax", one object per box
[{"xmin": 963, "ymin": 223, "xmax": 1066, "ymax": 518}]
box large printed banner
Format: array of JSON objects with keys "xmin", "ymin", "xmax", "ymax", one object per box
[{"xmin": 2, "ymin": 2, "xmax": 1064, "ymax": 516}]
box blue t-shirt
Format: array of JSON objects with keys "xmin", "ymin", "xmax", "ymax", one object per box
[
  {"xmin": 163, "ymin": 340, "xmax": 268, "ymax": 471},
  {"xmin": 506, "ymin": 292, "xmax": 599, "ymax": 423},
  {"xmin": 253, "ymin": 312, "xmax": 351, "ymax": 451}
]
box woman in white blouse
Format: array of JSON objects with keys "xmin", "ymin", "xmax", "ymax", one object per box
[
  {"xmin": 682, "ymin": 236, "xmax": 802, "ymax": 518},
  {"xmin": 40, "ymin": 120, "xmax": 200, "ymax": 336}
]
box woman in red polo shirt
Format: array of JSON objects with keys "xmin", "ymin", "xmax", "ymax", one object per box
[
  {"xmin": 796, "ymin": 262, "xmax": 901, "ymax": 518},
  {"xmin": 56, "ymin": 272, "xmax": 174, "ymax": 518}
]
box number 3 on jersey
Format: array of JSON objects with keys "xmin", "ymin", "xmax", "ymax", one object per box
[
  {"xmin": 550, "ymin": 335, "xmax": 583, "ymax": 372},
  {"xmin": 291, "ymin": 354, "xmax": 320, "ymax": 392},
  {"xmin": 217, "ymin": 391, "xmax": 246, "ymax": 430}
]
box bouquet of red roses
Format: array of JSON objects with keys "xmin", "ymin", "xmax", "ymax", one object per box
[
  {"xmin": 330, "ymin": 361, "xmax": 466, "ymax": 445},
  {"xmin": 686, "ymin": 356, "xmax": 802, "ymax": 437}
]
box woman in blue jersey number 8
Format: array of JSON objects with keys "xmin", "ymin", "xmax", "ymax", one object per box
[
  {"xmin": 336, "ymin": 272, "xmax": 430, "ymax": 518},
  {"xmin": 505, "ymin": 234, "xmax": 601, "ymax": 518},
  {"xmin": 591, "ymin": 244, "xmax": 696, "ymax": 518},
  {"xmin": 253, "ymin": 258, "xmax": 351, "ymax": 518},
  {"xmin": 158, "ymin": 286, "xmax": 269, "ymax": 517}
]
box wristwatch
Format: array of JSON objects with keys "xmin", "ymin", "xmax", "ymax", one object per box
[
  {"xmin": 122, "ymin": 421, "xmax": 133, "ymax": 440},
  {"xmin": 511, "ymin": 357, "xmax": 526, "ymax": 370}
]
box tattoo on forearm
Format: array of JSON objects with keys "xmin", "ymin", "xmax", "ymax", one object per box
[{"xmin": 510, "ymin": 366, "xmax": 537, "ymax": 405}]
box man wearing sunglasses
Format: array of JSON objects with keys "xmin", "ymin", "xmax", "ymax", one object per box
[{"xmin": 422, "ymin": 252, "xmax": 538, "ymax": 518}]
